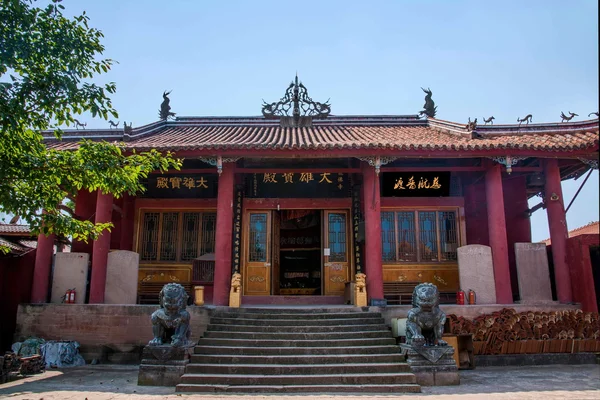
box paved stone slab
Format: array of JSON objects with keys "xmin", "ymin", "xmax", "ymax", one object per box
[
  {"xmin": 105, "ymin": 250, "xmax": 140, "ymax": 304},
  {"xmin": 457, "ymin": 245, "xmax": 497, "ymax": 304},
  {"xmin": 51, "ymin": 252, "xmax": 89, "ymax": 304},
  {"xmin": 515, "ymin": 242, "xmax": 553, "ymax": 303},
  {"xmin": 1, "ymin": 364, "xmax": 599, "ymax": 399}
]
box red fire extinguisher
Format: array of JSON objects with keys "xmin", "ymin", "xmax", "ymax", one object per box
[
  {"xmin": 456, "ymin": 289, "xmax": 466, "ymax": 305},
  {"xmin": 64, "ymin": 289, "xmax": 71, "ymax": 303},
  {"xmin": 69, "ymin": 288, "xmax": 76, "ymax": 304},
  {"xmin": 468, "ymin": 289, "xmax": 476, "ymax": 305}
]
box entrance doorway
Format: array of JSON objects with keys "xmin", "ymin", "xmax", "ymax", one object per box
[
  {"xmin": 242, "ymin": 209, "xmax": 351, "ymax": 297},
  {"xmin": 278, "ymin": 210, "xmax": 322, "ymax": 295}
]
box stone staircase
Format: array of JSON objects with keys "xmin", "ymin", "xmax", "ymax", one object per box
[{"xmin": 176, "ymin": 307, "xmax": 420, "ymax": 394}]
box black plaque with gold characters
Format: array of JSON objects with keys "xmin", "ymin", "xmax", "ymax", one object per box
[
  {"xmin": 381, "ymin": 172, "xmax": 450, "ymax": 197},
  {"xmin": 246, "ymin": 172, "xmax": 350, "ymax": 198},
  {"xmin": 143, "ymin": 174, "xmax": 218, "ymax": 198}
]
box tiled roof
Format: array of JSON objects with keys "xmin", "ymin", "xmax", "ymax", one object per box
[
  {"xmin": 543, "ymin": 221, "xmax": 599, "ymax": 245},
  {"xmin": 18, "ymin": 240, "xmax": 38, "ymax": 249},
  {"xmin": 44, "ymin": 116, "xmax": 599, "ymax": 154},
  {"xmin": 0, "ymin": 223, "xmax": 32, "ymax": 235}
]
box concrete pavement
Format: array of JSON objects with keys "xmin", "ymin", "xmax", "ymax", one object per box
[{"xmin": 0, "ymin": 363, "xmax": 599, "ymax": 399}]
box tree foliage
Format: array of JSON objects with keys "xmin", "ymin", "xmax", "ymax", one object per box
[{"xmin": 0, "ymin": 0, "xmax": 180, "ymax": 251}]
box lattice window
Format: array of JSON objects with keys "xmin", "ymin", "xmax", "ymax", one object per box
[
  {"xmin": 249, "ymin": 213, "xmax": 268, "ymax": 262},
  {"xmin": 138, "ymin": 210, "xmax": 216, "ymax": 263},
  {"xmin": 397, "ymin": 212, "xmax": 417, "ymax": 261},
  {"xmin": 181, "ymin": 213, "xmax": 200, "ymax": 261},
  {"xmin": 419, "ymin": 212, "xmax": 438, "ymax": 261},
  {"xmin": 439, "ymin": 211, "xmax": 458, "ymax": 261},
  {"xmin": 381, "ymin": 212, "xmax": 396, "ymax": 262},
  {"xmin": 381, "ymin": 210, "xmax": 458, "ymax": 263},
  {"xmin": 160, "ymin": 212, "xmax": 179, "ymax": 261},
  {"xmin": 200, "ymin": 213, "xmax": 216, "ymax": 256},
  {"xmin": 141, "ymin": 213, "xmax": 160, "ymax": 261},
  {"xmin": 328, "ymin": 213, "xmax": 347, "ymax": 262}
]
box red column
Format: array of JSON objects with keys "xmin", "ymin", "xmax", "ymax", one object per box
[
  {"xmin": 30, "ymin": 233, "xmax": 55, "ymax": 303},
  {"xmin": 362, "ymin": 163, "xmax": 384, "ymax": 300},
  {"xmin": 89, "ymin": 190, "xmax": 113, "ymax": 303},
  {"xmin": 213, "ymin": 163, "xmax": 234, "ymax": 306},
  {"xmin": 545, "ymin": 159, "xmax": 572, "ymax": 303},
  {"xmin": 120, "ymin": 193, "xmax": 135, "ymax": 251},
  {"xmin": 71, "ymin": 189, "xmax": 97, "ymax": 254},
  {"xmin": 485, "ymin": 164, "xmax": 512, "ymax": 304}
]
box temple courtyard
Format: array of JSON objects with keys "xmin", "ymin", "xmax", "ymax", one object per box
[{"xmin": 0, "ymin": 363, "xmax": 599, "ymax": 399}]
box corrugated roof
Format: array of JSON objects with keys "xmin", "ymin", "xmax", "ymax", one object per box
[{"xmin": 44, "ymin": 116, "xmax": 599, "ymax": 154}]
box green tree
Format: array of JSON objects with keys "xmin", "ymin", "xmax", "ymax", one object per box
[{"xmin": 0, "ymin": 0, "xmax": 180, "ymax": 251}]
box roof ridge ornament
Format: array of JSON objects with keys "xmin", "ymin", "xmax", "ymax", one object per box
[
  {"xmin": 517, "ymin": 114, "xmax": 532, "ymax": 126},
  {"xmin": 418, "ymin": 87, "xmax": 437, "ymax": 118},
  {"xmin": 261, "ymin": 75, "xmax": 331, "ymax": 127},
  {"xmin": 560, "ymin": 111, "xmax": 578, "ymax": 122},
  {"xmin": 159, "ymin": 90, "xmax": 176, "ymax": 120}
]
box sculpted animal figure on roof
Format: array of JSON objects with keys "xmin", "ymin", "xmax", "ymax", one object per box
[
  {"xmin": 159, "ymin": 90, "xmax": 176, "ymax": 120},
  {"xmin": 588, "ymin": 112, "xmax": 599, "ymax": 118},
  {"xmin": 418, "ymin": 87, "xmax": 437, "ymax": 118},
  {"xmin": 517, "ymin": 114, "xmax": 532, "ymax": 126},
  {"xmin": 109, "ymin": 120, "xmax": 119, "ymax": 129},
  {"xmin": 123, "ymin": 121, "xmax": 133, "ymax": 134},
  {"xmin": 149, "ymin": 283, "xmax": 192, "ymax": 347},
  {"xmin": 466, "ymin": 117, "xmax": 477, "ymax": 131},
  {"xmin": 73, "ymin": 119, "xmax": 86, "ymax": 129},
  {"xmin": 560, "ymin": 111, "xmax": 578, "ymax": 122},
  {"xmin": 483, "ymin": 116, "xmax": 495, "ymax": 125},
  {"xmin": 406, "ymin": 283, "xmax": 447, "ymax": 347}
]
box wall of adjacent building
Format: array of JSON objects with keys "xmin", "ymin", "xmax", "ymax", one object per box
[
  {"xmin": 0, "ymin": 251, "xmax": 36, "ymax": 351},
  {"xmin": 566, "ymin": 234, "xmax": 599, "ymax": 312}
]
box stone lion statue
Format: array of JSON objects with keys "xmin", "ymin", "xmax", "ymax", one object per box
[
  {"xmin": 231, "ymin": 273, "xmax": 242, "ymax": 292},
  {"xmin": 406, "ymin": 283, "xmax": 447, "ymax": 346},
  {"xmin": 229, "ymin": 272, "xmax": 242, "ymax": 308},
  {"xmin": 149, "ymin": 283, "xmax": 192, "ymax": 347},
  {"xmin": 355, "ymin": 273, "xmax": 366, "ymax": 290}
]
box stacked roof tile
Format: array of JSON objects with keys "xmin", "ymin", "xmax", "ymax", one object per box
[{"xmin": 43, "ymin": 115, "xmax": 599, "ymax": 154}]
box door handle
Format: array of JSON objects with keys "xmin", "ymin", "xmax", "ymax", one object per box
[{"xmin": 264, "ymin": 263, "xmax": 271, "ymax": 267}]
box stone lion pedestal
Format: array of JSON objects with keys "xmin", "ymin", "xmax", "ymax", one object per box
[
  {"xmin": 137, "ymin": 345, "xmax": 193, "ymax": 386},
  {"xmin": 402, "ymin": 282, "xmax": 460, "ymax": 386},
  {"xmin": 137, "ymin": 283, "xmax": 194, "ymax": 386},
  {"xmin": 400, "ymin": 344, "xmax": 459, "ymax": 386}
]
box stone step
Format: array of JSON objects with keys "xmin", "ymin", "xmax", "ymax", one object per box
[
  {"xmin": 176, "ymin": 383, "xmax": 421, "ymax": 394},
  {"xmin": 213, "ymin": 307, "xmax": 366, "ymax": 314},
  {"xmin": 196, "ymin": 337, "xmax": 396, "ymax": 347},
  {"xmin": 209, "ymin": 316, "xmax": 385, "ymax": 326},
  {"xmin": 190, "ymin": 353, "xmax": 406, "ymax": 365},
  {"xmin": 206, "ymin": 323, "xmax": 387, "ymax": 333},
  {"xmin": 179, "ymin": 372, "xmax": 417, "ymax": 386},
  {"xmin": 210, "ymin": 311, "xmax": 382, "ymax": 320},
  {"xmin": 194, "ymin": 345, "xmax": 401, "ymax": 356},
  {"xmin": 202, "ymin": 330, "xmax": 392, "ymax": 340},
  {"xmin": 185, "ymin": 362, "xmax": 411, "ymax": 375}
]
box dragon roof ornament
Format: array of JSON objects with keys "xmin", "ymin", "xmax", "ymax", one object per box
[{"xmin": 262, "ymin": 75, "xmax": 331, "ymax": 127}]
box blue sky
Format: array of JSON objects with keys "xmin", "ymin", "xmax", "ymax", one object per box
[{"xmin": 4, "ymin": 0, "xmax": 599, "ymax": 241}]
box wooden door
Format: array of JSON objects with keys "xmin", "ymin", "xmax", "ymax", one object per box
[
  {"xmin": 271, "ymin": 211, "xmax": 281, "ymax": 295},
  {"xmin": 243, "ymin": 211, "xmax": 271, "ymax": 295},
  {"xmin": 323, "ymin": 210, "xmax": 351, "ymax": 295}
]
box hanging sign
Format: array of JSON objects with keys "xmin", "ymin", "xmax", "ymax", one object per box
[
  {"xmin": 381, "ymin": 172, "xmax": 451, "ymax": 197},
  {"xmin": 246, "ymin": 172, "xmax": 350, "ymax": 198},
  {"xmin": 143, "ymin": 173, "xmax": 218, "ymax": 198}
]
